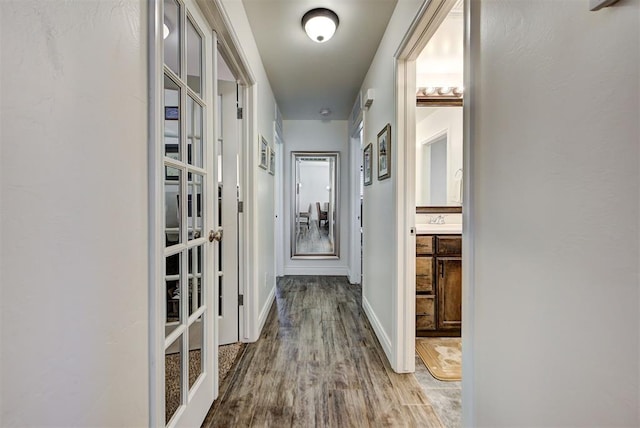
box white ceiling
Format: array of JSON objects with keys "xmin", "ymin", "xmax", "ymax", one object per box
[{"xmin": 242, "ymin": 0, "xmax": 398, "ymax": 120}]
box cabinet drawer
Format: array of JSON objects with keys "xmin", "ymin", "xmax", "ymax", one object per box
[
  {"xmin": 416, "ymin": 235, "xmax": 433, "ymax": 255},
  {"xmin": 416, "ymin": 296, "xmax": 436, "ymax": 330},
  {"xmin": 416, "ymin": 256, "xmax": 434, "ymax": 293},
  {"xmin": 436, "ymin": 236, "xmax": 462, "ymax": 256}
]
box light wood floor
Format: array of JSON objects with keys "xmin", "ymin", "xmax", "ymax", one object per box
[
  {"xmin": 203, "ymin": 276, "xmax": 444, "ymax": 427},
  {"xmin": 295, "ymin": 221, "xmax": 333, "ymax": 254}
]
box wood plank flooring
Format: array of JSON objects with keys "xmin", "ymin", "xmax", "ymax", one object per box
[
  {"xmin": 295, "ymin": 221, "xmax": 333, "ymax": 254},
  {"xmin": 203, "ymin": 276, "xmax": 444, "ymax": 427}
]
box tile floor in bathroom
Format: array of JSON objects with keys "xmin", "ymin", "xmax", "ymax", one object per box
[{"xmin": 414, "ymin": 354, "xmax": 462, "ymax": 428}]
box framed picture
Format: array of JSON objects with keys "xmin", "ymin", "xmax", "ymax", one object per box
[
  {"xmin": 165, "ymin": 106, "xmax": 179, "ymax": 120},
  {"xmin": 377, "ymin": 123, "xmax": 391, "ymax": 180},
  {"xmin": 259, "ymin": 135, "xmax": 268, "ymax": 169},
  {"xmin": 268, "ymin": 146, "xmax": 276, "ymax": 175},
  {"xmin": 363, "ymin": 143, "xmax": 373, "ymax": 186}
]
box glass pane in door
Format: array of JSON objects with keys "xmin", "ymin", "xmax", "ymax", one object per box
[
  {"xmin": 188, "ymin": 315, "xmax": 204, "ymax": 390},
  {"xmin": 165, "ymin": 253, "xmax": 181, "ymax": 336},
  {"xmin": 164, "ymin": 75, "xmax": 181, "ymax": 160},
  {"xmin": 186, "ymin": 18, "xmax": 203, "ymax": 96},
  {"xmin": 165, "ymin": 167, "xmax": 182, "ymax": 246},
  {"xmin": 187, "ymin": 97, "xmax": 203, "ymax": 168},
  {"xmin": 188, "ymin": 245, "xmax": 203, "ymax": 315},
  {"xmin": 187, "ymin": 173, "xmax": 203, "ymax": 241},
  {"xmin": 165, "ymin": 335, "xmax": 183, "ymax": 424},
  {"xmin": 163, "ymin": 0, "xmax": 181, "ymax": 76}
]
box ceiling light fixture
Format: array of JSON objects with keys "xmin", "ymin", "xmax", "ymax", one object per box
[
  {"xmin": 302, "ymin": 8, "xmax": 339, "ymax": 43},
  {"xmin": 319, "ymin": 107, "xmax": 332, "ymax": 117}
]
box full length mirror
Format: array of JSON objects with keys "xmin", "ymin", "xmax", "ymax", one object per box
[{"xmin": 291, "ymin": 152, "xmax": 339, "ymax": 258}]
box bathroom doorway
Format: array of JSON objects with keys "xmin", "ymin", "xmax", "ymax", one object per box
[{"xmin": 395, "ymin": 0, "xmax": 466, "ymax": 425}]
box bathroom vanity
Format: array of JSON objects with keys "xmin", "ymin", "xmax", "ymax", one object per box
[{"xmin": 416, "ymin": 221, "xmax": 462, "ymax": 337}]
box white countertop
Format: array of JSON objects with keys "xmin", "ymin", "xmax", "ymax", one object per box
[{"xmin": 416, "ymin": 223, "xmax": 462, "ymax": 234}]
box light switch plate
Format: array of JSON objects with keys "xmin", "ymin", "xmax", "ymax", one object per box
[{"xmin": 590, "ymin": 0, "xmax": 620, "ymax": 11}]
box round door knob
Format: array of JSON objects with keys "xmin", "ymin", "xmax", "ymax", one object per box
[{"xmin": 209, "ymin": 229, "xmax": 223, "ymax": 242}]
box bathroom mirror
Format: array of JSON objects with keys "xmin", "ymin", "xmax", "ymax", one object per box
[
  {"xmin": 291, "ymin": 152, "xmax": 339, "ymax": 259},
  {"xmin": 416, "ymin": 106, "xmax": 463, "ymax": 206}
]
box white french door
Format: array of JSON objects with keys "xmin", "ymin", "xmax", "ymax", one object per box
[{"xmin": 155, "ymin": 0, "xmax": 216, "ymax": 426}]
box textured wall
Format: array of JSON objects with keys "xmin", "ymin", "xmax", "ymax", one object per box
[
  {"xmin": 0, "ymin": 0, "xmax": 149, "ymax": 425},
  {"xmin": 467, "ymin": 1, "xmax": 639, "ymax": 426}
]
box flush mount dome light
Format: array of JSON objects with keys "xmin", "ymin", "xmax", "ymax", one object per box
[
  {"xmin": 302, "ymin": 8, "xmax": 339, "ymax": 43},
  {"xmin": 319, "ymin": 107, "xmax": 332, "ymax": 117}
]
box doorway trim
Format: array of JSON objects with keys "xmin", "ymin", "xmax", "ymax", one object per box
[
  {"xmin": 394, "ymin": 0, "xmax": 474, "ymax": 423},
  {"xmin": 194, "ymin": 0, "xmax": 256, "ymax": 343},
  {"xmin": 393, "ymin": 0, "xmax": 457, "ymax": 375}
]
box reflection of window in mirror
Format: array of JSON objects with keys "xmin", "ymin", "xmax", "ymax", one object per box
[{"xmin": 416, "ymin": 107, "xmax": 463, "ymax": 206}]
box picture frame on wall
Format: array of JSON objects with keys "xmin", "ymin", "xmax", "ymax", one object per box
[
  {"xmin": 259, "ymin": 135, "xmax": 268, "ymax": 169},
  {"xmin": 363, "ymin": 142, "xmax": 373, "ymax": 186},
  {"xmin": 377, "ymin": 123, "xmax": 391, "ymax": 180},
  {"xmin": 268, "ymin": 146, "xmax": 275, "ymax": 175}
]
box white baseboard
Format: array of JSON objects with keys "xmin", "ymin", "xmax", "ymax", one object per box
[
  {"xmin": 283, "ymin": 266, "xmax": 349, "ymax": 276},
  {"xmin": 362, "ymin": 295, "xmax": 393, "ymax": 366},
  {"xmin": 256, "ymin": 285, "xmax": 275, "ymax": 340}
]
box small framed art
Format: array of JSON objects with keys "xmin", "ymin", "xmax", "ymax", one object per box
[
  {"xmin": 377, "ymin": 123, "xmax": 391, "ymax": 180},
  {"xmin": 259, "ymin": 135, "xmax": 268, "ymax": 169},
  {"xmin": 268, "ymin": 146, "xmax": 276, "ymax": 175},
  {"xmin": 363, "ymin": 143, "xmax": 373, "ymax": 186}
]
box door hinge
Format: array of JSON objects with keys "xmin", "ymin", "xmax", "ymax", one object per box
[
  {"xmin": 238, "ymin": 201, "xmax": 244, "ymax": 213},
  {"xmin": 238, "ymin": 294, "xmax": 244, "ymax": 306},
  {"xmin": 237, "ymin": 107, "xmax": 243, "ymax": 119}
]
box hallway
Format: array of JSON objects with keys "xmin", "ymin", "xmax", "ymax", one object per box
[{"xmin": 204, "ymin": 276, "xmax": 443, "ymax": 427}]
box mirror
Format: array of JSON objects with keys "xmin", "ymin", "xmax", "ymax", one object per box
[
  {"xmin": 416, "ymin": 106, "xmax": 463, "ymax": 206},
  {"xmin": 291, "ymin": 152, "xmax": 339, "ymax": 258}
]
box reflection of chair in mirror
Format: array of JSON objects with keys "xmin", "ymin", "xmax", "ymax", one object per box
[
  {"xmin": 299, "ymin": 203, "xmax": 311, "ymax": 230},
  {"xmin": 316, "ymin": 202, "xmax": 328, "ymax": 228}
]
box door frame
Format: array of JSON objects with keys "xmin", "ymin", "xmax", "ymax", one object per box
[
  {"xmin": 394, "ymin": 0, "xmax": 475, "ymax": 423},
  {"xmin": 348, "ymin": 120, "xmax": 363, "ymax": 285},
  {"xmin": 217, "ymin": 78, "xmax": 241, "ymax": 346}
]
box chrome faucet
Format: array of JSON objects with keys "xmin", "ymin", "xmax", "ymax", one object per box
[{"xmin": 429, "ymin": 215, "xmax": 446, "ymax": 224}]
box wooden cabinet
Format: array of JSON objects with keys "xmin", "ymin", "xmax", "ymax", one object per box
[{"xmin": 416, "ymin": 234, "xmax": 461, "ymax": 336}]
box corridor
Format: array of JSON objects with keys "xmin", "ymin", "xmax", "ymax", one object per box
[{"xmin": 204, "ymin": 276, "xmax": 443, "ymax": 427}]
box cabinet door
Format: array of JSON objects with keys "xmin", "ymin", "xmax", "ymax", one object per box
[
  {"xmin": 416, "ymin": 256, "xmax": 434, "ymax": 293},
  {"xmin": 416, "ymin": 295, "xmax": 436, "ymax": 331},
  {"xmin": 416, "ymin": 235, "xmax": 434, "ymax": 255},
  {"xmin": 436, "ymin": 236, "xmax": 461, "ymax": 256},
  {"xmin": 437, "ymin": 257, "xmax": 462, "ymax": 330}
]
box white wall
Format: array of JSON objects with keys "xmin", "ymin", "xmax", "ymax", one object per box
[
  {"xmin": 416, "ymin": 107, "xmax": 463, "ymax": 205},
  {"xmin": 283, "ymin": 120, "xmax": 350, "ymax": 275},
  {"xmin": 221, "ymin": 0, "xmax": 279, "ymax": 340},
  {"xmin": 467, "ymin": 1, "xmax": 639, "ymax": 426},
  {"xmin": 299, "ymin": 161, "xmax": 331, "ymax": 221},
  {"xmin": 0, "ymin": 1, "xmax": 148, "ymax": 426},
  {"xmin": 358, "ymin": 0, "xmax": 424, "ymax": 368}
]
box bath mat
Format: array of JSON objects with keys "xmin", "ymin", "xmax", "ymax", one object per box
[{"xmin": 416, "ymin": 338, "xmax": 462, "ymax": 381}]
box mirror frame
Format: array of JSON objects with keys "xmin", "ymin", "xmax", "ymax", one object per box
[{"xmin": 290, "ymin": 151, "xmax": 340, "ymax": 259}]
